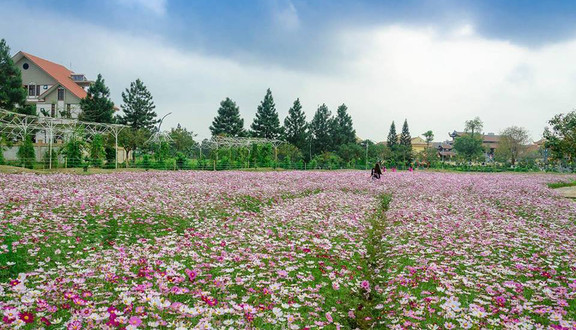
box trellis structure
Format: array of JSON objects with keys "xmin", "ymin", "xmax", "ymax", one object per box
[
  {"xmin": 206, "ymin": 136, "xmax": 286, "ymax": 164},
  {"xmin": 0, "ymin": 108, "xmax": 127, "ymax": 169}
]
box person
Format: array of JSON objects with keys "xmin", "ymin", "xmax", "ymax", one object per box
[{"xmin": 371, "ymin": 162, "xmax": 382, "ymax": 180}]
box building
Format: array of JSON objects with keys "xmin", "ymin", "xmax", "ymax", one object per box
[
  {"xmin": 12, "ymin": 51, "xmax": 90, "ymax": 121},
  {"xmin": 448, "ymin": 131, "xmax": 502, "ymax": 161},
  {"xmin": 410, "ymin": 136, "xmax": 428, "ymax": 153}
]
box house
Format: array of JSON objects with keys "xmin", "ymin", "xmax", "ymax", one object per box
[
  {"xmin": 410, "ymin": 136, "xmax": 428, "ymax": 153},
  {"xmin": 12, "ymin": 51, "xmax": 90, "ymax": 120}
]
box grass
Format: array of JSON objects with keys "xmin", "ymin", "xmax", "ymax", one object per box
[{"xmin": 547, "ymin": 180, "xmax": 576, "ymax": 189}]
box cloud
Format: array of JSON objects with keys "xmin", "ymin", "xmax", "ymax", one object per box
[
  {"xmin": 2, "ymin": 2, "xmax": 576, "ymax": 143},
  {"xmin": 114, "ymin": 0, "xmax": 167, "ymax": 16},
  {"xmin": 271, "ymin": 0, "xmax": 300, "ymax": 31}
]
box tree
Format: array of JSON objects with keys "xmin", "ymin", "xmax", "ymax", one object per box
[
  {"xmin": 337, "ymin": 142, "xmax": 363, "ymax": 165},
  {"xmin": 210, "ymin": 97, "xmax": 245, "ymax": 137},
  {"xmin": 465, "ymin": 117, "xmax": 483, "ymax": 137},
  {"xmin": 453, "ymin": 117, "xmax": 485, "ymax": 162},
  {"xmin": 498, "ymin": 126, "xmax": 530, "ymax": 166},
  {"xmin": 423, "ymin": 130, "xmax": 434, "ymax": 148},
  {"xmin": 170, "ymin": 124, "xmax": 197, "ymax": 157},
  {"xmin": 79, "ymin": 74, "xmax": 115, "ymax": 123},
  {"xmin": 0, "ymin": 39, "xmax": 32, "ymax": 114},
  {"xmin": 332, "ymin": 104, "xmax": 356, "ymax": 146},
  {"xmin": 309, "ymin": 104, "xmax": 333, "ymax": 155},
  {"xmin": 398, "ymin": 119, "xmax": 413, "ymax": 165},
  {"xmin": 90, "ymin": 134, "xmax": 105, "ymax": 167},
  {"xmin": 386, "ymin": 121, "xmax": 398, "ymax": 163},
  {"xmin": 543, "ymin": 111, "xmax": 576, "ymax": 164},
  {"xmin": 118, "ymin": 79, "xmax": 158, "ymax": 130},
  {"xmin": 118, "ymin": 128, "xmax": 150, "ymax": 164},
  {"xmin": 250, "ymin": 89, "xmax": 282, "ymax": 139},
  {"xmin": 17, "ymin": 135, "xmax": 35, "ymax": 169},
  {"xmin": 283, "ymin": 98, "xmax": 308, "ymax": 150},
  {"xmin": 61, "ymin": 130, "xmax": 85, "ymax": 168}
]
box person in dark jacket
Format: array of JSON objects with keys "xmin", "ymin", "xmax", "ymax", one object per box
[{"xmin": 371, "ymin": 163, "xmax": 382, "ymax": 179}]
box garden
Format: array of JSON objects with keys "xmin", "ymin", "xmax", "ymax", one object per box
[{"xmin": 0, "ymin": 171, "xmax": 575, "ymax": 329}]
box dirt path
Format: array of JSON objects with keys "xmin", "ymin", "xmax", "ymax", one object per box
[{"xmin": 556, "ymin": 186, "xmax": 576, "ymax": 199}]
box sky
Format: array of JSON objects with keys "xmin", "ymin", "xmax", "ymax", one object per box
[{"xmin": 2, "ymin": 0, "xmax": 576, "ymax": 142}]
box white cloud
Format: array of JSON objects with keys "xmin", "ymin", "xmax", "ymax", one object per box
[
  {"xmin": 271, "ymin": 0, "xmax": 300, "ymax": 31},
  {"xmin": 114, "ymin": 0, "xmax": 167, "ymax": 16},
  {"xmin": 2, "ymin": 2, "xmax": 576, "ymax": 142}
]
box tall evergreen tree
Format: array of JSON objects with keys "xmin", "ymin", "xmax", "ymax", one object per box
[
  {"xmin": 387, "ymin": 121, "xmax": 398, "ymax": 150},
  {"xmin": 250, "ymin": 89, "xmax": 282, "ymax": 139},
  {"xmin": 79, "ymin": 74, "xmax": 115, "ymax": 123},
  {"xmin": 0, "ymin": 39, "xmax": 29, "ymax": 113},
  {"xmin": 283, "ymin": 98, "xmax": 308, "ymax": 150},
  {"xmin": 332, "ymin": 104, "xmax": 356, "ymax": 146},
  {"xmin": 399, "ymin": 119, "xmax": 413, "ymax": 165},
  {"xmin": 210, "ymin": 97, "xmax": 245, "ymax": 137},
  {"xmin": 309, "ymin": 104, "xmax": 333, "ymax": 155},
  {"xmin": 118, "ymin": 79, "xmax": 158, "ymax": 130}
]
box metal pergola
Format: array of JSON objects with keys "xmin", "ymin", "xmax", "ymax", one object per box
[
  {"xmin": 205, "ymin": 136, "xmax": 286, "ymax": 163},
  {"xmin": 0, "ymin": 108, "xmax": 126, "ymax": 169}
]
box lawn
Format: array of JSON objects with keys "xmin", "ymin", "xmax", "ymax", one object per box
[{"xmin": 0, "ymin": 171, "xmax": 575, "ymax": 329}]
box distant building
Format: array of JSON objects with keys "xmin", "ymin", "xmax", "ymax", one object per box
[
  {"xmin": 448, "ymin": 130, "xmax": 503, "ymax": 160},
  {"xmin": 11, "ymin": 51, "xmax": 90, "ymax": 120},
  {"xmin": 410, "ymin": 136, "xmax": 428, "ymax": 153}
]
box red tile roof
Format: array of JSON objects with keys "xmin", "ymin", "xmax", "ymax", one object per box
[{"xmin": 20, "ymin": 52, "xmax": 87, "ymax": 100}]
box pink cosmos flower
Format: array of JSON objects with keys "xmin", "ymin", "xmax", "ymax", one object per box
[
  {"xmin": 129, "ymin": 316, "xmax": 142, "ymax": 327},
  {"xmin": 360, "ymin": 280, "xmax": 370, "ymax": 291},
  {"xmin": 326, "ymin": 312, "xmax": 333, "ymax": 323}
]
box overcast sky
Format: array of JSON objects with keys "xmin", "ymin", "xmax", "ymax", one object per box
[{"xmin": 2, "ymin": 0, "xmax": 576, "ymax": 142}]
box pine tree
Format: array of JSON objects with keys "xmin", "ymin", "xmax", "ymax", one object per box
[
  {"xmin": 210, "ymin": 97, "xmax": 245, "ymax": 137},
  {"xmin": 250, "ymin": 89, "xmax": 282, "ymax": 139},
  {"xmin": 332, "ymin": 104, "xmax": 356, "ymax": 146},
  {"xmin": 283, "ymin": 98, "xmax": 308, "ymax": 150},
  {"xmin": 0, "ymin": 39, "xmax": 28, "ymax": 113},
  {"xmin": 399, "ymin": 119, "xmax": 413, "ymax": 165},
  {"xmin": 118, "ymin": 79, "xmax": 158, "ymax": 130},
  {"xmin": 79, "ymin": 74, "xmax": 115, "ymax": 123},
  {"xmin": 387, "ymin": 121, "xmax": 397, "ymax": 150},
  {"xmin": 309, "ymin": 104, "xmax": 333, "ymax": 155}
]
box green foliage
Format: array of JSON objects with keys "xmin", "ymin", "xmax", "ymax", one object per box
[
  {"xmin": 17, "ymin": 135, "xmax": 35, "ymax": 169},
  {"xmin": 283, "ymin": 98, "xmax": 308, "ymax": 151},
  {"xmin": 0, "ymin": 39, "xmax": 28, "ymax": 112},
  {"xmin": 62, "ymin": 131, "xmax": 85, "ymax": 168},
  {"xmin": 250, "ymin": 89, "xmax": 282, "ymax": 139},
  {"xmin": 118, "ymin": 79, "xmax": 158, "ymax": 130},
  {"xmin": 142, "ymin": 154, "xmax": 152, "ymax": 169},
  {"xmin": 153, "ymin": 141, "xmax": 171, "ymax": 164},
  {"xmin": 175, "ymin": 152, "xmax": 187, "ymax": 169},
  {"xmin": 104, "ymin": 146, "xmax": 116, "ymax": 168},
  {"xmin": 331, "ymin": 104, "xmax": 356, "ymax": 146},
  {"xmin": 386, "ymin": 121, "xmax": 397, "ymax": 151},
  {"xmin": 465, "ymin": 117, "xmax": 484, "ymax": 136},
  {"xmin": 90, "ymin": 134, "xmax": 105, "ymax": 167},
  {"xmin": 398, "ymin": 119, "xmax": 413, "ymax": 165},
  {"xmin": 0, "ymin": 136, "xmax": 5, "ymax": 165},
  {"xmin": 79, "ymin": 74, "xmax": 115, "ymax": 123},
  {"xmin": 277, "ymin": 143, "xmax": 303, "ymax": 162},
  {"xmin": 498, "ymin": 126, "xmax": 530, "ymax": 165},
  {"xmin": 311, "ymin": 152, "xmax": 342, "ymax": 169},
  {"xmin": 423, "ymin": 130, "xmax": 434, "ymax": 147},
  {"xmin": 309, "ymin": 104, "xmax": 333, "ymax": 155},
  {"xmin": 118, "ymin": 128, "xmax": 150, "ymax": 163},
  {"xmin": 453, "ymin": 134, "xmax": 484, "ymax": 162},
  {"xmin": 43, "ymin": 148, "xmax": 58, "ymax": 169},
  {"xmin": 337, "ymin": 142, "xmax": 363, "ymax": 165},
  {"xmin": 543, "ymin": 111, "xmax": 576, "ymax": 164},
  {"xmin": 210, "ymin": 97, "xmax": 245, "ymax": 137},
  {"xmin": 170, "ymin": 124, "xmax": 197, "ymax": 157}
]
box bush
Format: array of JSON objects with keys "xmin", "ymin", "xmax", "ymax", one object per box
[
  {"xmin": 17, "ymin": 136, "xmax": 35, "ymax": 169},
  {"xmin": 175, "ymin": 152, "xmax": 187, "ymax": 170}
]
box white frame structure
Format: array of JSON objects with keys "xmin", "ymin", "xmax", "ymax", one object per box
[
  {"xmin": 0, "ymin": 108, "xmax": 126, "ymax": 169},
  {"xmin": 206, "ymin": 136, "xmax": 286, "ymax": 164}
]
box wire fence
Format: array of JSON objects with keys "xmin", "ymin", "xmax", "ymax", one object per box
[{"xmin": 2, "ymin": 157, "xmax": 574, "ymax": 173}]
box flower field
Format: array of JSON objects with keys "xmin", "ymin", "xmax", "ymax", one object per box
[{"xmin": 0, "ymin": 171, "xmax": 575, "ymax": 329}]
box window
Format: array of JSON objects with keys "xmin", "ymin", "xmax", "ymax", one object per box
[
  {"xmin": 57, "ymin": 88, "xmax": 65, "ymax": 101},
  {"xmin": 51, "ymin": 104, "xmax": 55, "ymax": 117},
  {"xmin": 23, "ymin": 63, "xmax": 29, "ymax": 70},
  {"xmin": 28, "ymin": 85, "xmax": 36, "ymax": 96}
]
